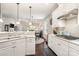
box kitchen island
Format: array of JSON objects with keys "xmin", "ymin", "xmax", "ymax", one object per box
[{"xmin": 0, "ymin": 31, "xmax": 35, "ymax": 56}]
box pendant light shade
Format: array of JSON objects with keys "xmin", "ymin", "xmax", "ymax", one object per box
[
  {"xmin": 0, "ymin": 3, "xmax": 3, "ymax": 23},
  {"xmin": 29, "ymin": 6, "xmax": 32, "ymax": 25},
  {"xmin": 16, "ymin": 21, "xmax": 20, "ymax": 24},
  {"xmin": 16, "ymin": 3, "xmax": 20, "ymax": 24},
  {"xmin": 0, "ymin": 18, "xmax": 3, "ymax": 23}
]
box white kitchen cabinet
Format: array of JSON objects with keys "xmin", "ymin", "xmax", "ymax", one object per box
[
  {"xmin": 0, "ymin": 37, "xmax": 26, "ymax": 56},
  {"xmin": 25, "ymin": 37, "xmax": 35, "ymax": 55},
  {"xmin": 0, "ymin": 46, "xmax": 15, "ymax": 56},
  {"xmin": 48, "ymin": 34, "xmax": 79, "ymax": 56},
  {"xmin": 69, "ymin": 43, "xmax": 79, "ymax": 56},
  {"xmin": 0, "ymin": 32, "xmax": 35, "ymax": 56},
  {"xmin": 53, "ymin": 38, "xmax": 68, "ymax": 56},
  {"xmin": 48, "ymin": 34, "xmax": 58, "ymax": 54},
  {"xmin": 10, "ymin": 46, "xmax": 15, "ymax": 56},
  {"xmin": 56, "ymin": 38, "xmax": 68, "ymax": 56},
  {"xmin": 48, "ymin": 34, "xmax": 59, "ymax": 55},
  {"xmin": 69, "ymin": 47, "xmax": 79, "ymax": 56},
  {"xmin": 0, "ymin": 38, "xmax": 15, "ymax": 56},
  {"xmin": 48, "ymin": 34, "xmax": 68, "ymax": 56},
  {"xmin": 15, "ymin": 38, "xmax": 25, "ymax": 56},
  {"xmin": 48, "ymin": 34, "xmax": 52, "ymax": 48},
  {"xmin": 51, "ymin": 38, "xmax": 59, "ymax": 55}
]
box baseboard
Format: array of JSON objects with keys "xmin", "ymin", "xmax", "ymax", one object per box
[{"xmin": 25, "ymin": 54, "xmax": 35, "ymax": 56}]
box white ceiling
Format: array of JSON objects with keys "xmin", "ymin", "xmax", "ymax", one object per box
[{"xmin": 1, "ymin": 3, "xmax": 58, "ymax": 20}]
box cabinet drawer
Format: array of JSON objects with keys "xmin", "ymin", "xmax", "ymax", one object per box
[
  {"xmin": 0, "ymin": 41, "xmax": 12, "ymax": 49},
  {"xmin": 69, "ymin": 43, "xmax": 79, "ymax": 51},
  {"xmin": 0, "ymin": 46, "xmax": 12, "ymax": 56},
  {"xmin": 26, "ymin": 45, "xmax": 35, "ymax": 55},
  {"xmin": 55, "ymin": 37, "xmax": 68, "ymax": 56},
  {"xmin": 57, "ymin": 38, "xmax": 68, "ymax": 46},
  {"xmin": 0, "ymin": 33, "xmax": 8, "ymax": 37}
]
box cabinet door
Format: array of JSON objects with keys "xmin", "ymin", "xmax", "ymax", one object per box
[
  {"xmin": 0, "ymin": 40, "xmax": 15, "ymax": 56},
  {"xmin": 26, "ymin": 37, "xmax": 35, "ymax": 55},
  {"xmin": 10, "ymin": 46, "xmax": 15, "ymax": 56},
  {"xmin": 52, "ymin": 37, "xmax": 61, "ymax": 55},
  {"xmin": 48, "ymin": 35, "xmax": 68, "ymax": 56},
  {"xmin": 69, "ymin": 47, "xmax": 79, "ymax": 56},
  {"xmin": 48, "ymin": 35, "xmax": 53, "ymax": 48},
  {"xmin": 48, "ymin": 35, "xmax": 58, "ymax": 55},
  {"xmin": 15, "ymin": 39, "xmax": 25, "ymax": 56},
  {"xmin": 57, "ymin": 43, "xmax": 68, "ymax": 56},
  {"xmin": 51, "ymin": 37, "xmax": 58, "ymax": 53},
  {"xmin": 56, "ymin": 38, "xmax": 68, "ymax": 56},
  {"xmin": 0, "ymin": 46, "xmax": 12, "ymax": 56}
]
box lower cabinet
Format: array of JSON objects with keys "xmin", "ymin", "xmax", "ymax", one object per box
[
  {"xmin": 0, "ymin": 38, "xmax": 26, "ymax": 56},
  {"xmin": 69, "ymin": 43, "xmax": 79, "ymax": 56},
  {"xmin": 15, "ymin": 38, "xmax": 26, "ymax": 56},
  {"xmin": 0, "ymin": 32, "xmax": 35, "ymax": 56},
  {"xmin": 48, "ymin": 34, "xmax": 79, "ymax": 56},
  {"xmin": 69, "ymin": 47, "xmax": 79, "ymax": 56},
  {"xmin": 25, "ymin": 37, "xmax": 35, "ymax": 55},
  {"xmin": 48, "ymin": 35, "xmax": 68, "ymax": 56},
  {"xmin": 0, "ymin": 39, "xmax": 15, "ymax": 56},
  {"xmin": 0, "ymin": 37, "xmax": 35, "ymax": 56},
  {"xmin": 0, "ymin": 46, "xmax": 15, "ymax": 56},
  {"xmin": 48, "ymin": 35, "xmax": 58, "ymax": 55},
  {"xmin": 57, "ymin": 39, "xmax": 68, "ymax": 56}
]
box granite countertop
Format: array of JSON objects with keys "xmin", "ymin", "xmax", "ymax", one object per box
[
  {"xmin": 56, "ymin": 35, "xmax": 79, "ymax": 40},
  {"xmin": 56, "ymin": 35, "xmax": 79, "ymax": 46},
  {"xmin": 0, "ymin": 31, "xmax": 35, "ymax": 43}
]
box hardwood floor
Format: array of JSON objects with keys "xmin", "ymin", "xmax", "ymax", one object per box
[
  {"xmin": 26, "ymin": 37, "xmax": 57, "ymax": 56},
  {"xmin": 35, "ymin": 41, "xmax": 57, "ymax": 56},
  {"xmin": 36, "ymin": 42, "xmax": 45, "ymax": 56}
]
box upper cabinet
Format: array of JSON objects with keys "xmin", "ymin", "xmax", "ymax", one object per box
[{"xmin": 52, "ymin": 3, "xmax": 78, "ymax": 27}]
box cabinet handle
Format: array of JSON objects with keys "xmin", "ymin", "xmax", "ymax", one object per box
[{"xmin": 8, "ymin": 38, "xmax": 10, "ymax": 39}]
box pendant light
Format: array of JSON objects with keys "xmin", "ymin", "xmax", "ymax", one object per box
[
  {"xmin": 16, "ymin": 3, "xmax": 20, "ymax": 24},
  {"xmin": 29, "ymin": 6, "xmax": 32, "ymax": 25},
  {"xmin": 0, "ymin": 3, "xmax": 3, "ymax": 23}
]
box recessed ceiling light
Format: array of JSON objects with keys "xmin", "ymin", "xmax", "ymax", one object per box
[
  {"xmin": 16, "ymin": 21, "xmax": 20, "ymax": 24},
  {"xmin": 0, "ymin": 18, "xmax": 3, "ymax": 23}
]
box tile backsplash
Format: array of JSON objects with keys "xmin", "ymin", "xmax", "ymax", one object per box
[{"xmin": 64, "ymin": 16, "xmax": 79, "ymax": 37}]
